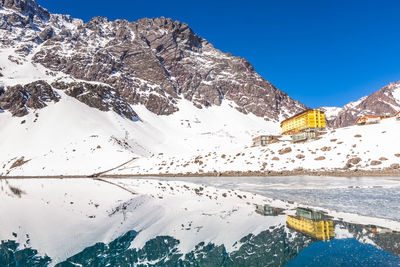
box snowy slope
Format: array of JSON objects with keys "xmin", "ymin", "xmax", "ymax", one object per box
[
  {"xmin": 0, "ymin": 92, "xmax": 280, "ymax": 176},
  {"xmin": 320, "ymin": 106, "xmax": 341, "ymax": 120},
  {"xmin": 1, "ymin": 97, "xmax": 400, "ymax": 176},
  {"xmin": 391, "ymin": 83, "xmax": 400, "ymax": 104},
  {"xmin": 111, "ymin": 117, "xmax": 400, "ymax": 175}
]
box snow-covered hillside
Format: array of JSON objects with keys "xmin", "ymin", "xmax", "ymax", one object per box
[
  {"xmin": 1, "ymin": 95, "xmax": 400, "ymax": 176},
  {"xmin": 0, "ymin": 91, "xmax": 280, "ymax": 176},
  {"xmin": 111, "ymin": 117, "xmax": 400, "ymax": 175}
]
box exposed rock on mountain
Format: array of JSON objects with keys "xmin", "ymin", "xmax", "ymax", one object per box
[
  {"xmin": 0, "ymin": 80, "xmax": 60, "ymax": 116},
  {"xmin": 51, "ymin": 81, "xmax": 139, "ymax": 121},
  {"xmin": 1, "ymin": 0, "xmax": 306, "ymax": 120},
  {"xmin": 0, "ymin": 80, "xmax": 139, "ymax": 120},
  {"xmin": 322, "ymin": 82, "xmax": 400, "ymax": 128}
]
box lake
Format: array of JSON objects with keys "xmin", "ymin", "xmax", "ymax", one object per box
[{"xmin": 0, "ymin": 176, "xmax": 399, "ymax": 266}]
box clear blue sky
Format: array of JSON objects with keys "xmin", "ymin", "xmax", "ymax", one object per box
[{"xmin": 37, "ymin": 0, "xmax": 400, "ymax": 107}]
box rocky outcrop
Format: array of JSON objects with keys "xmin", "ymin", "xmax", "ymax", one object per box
[
  {"xmin": 279, "ymin": 147, "xmax": 292, "ymax": 155},
  {"xmin": 0, "ymin": 81, "xmax": 60, "ymax": 116},
  {"xmin": 38, "ymin": 26, "xmax": 54, "ymax": 41},
  {"xmin": 0, "ymin": 80, "xmax": 139, "ymax": 120},
  {"xmin": 51, "ymin": 81, "xmax": 139, "ymax": 121}
]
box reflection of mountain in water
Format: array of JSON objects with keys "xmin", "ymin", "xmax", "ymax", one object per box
[
  {"xmin": 0, "ymin": 240, "xmax": 51, "ymax": 266},
  {"xmin": 1, "ymin": 226, "xmax": 311, "ymax": 266},
  {"xmin": 2, "ymin": 221, "xmax": 400, "ymax": 266},
  {"xmin": 57, "ymin": 226, "xmax": 311, "ymax": 266}
]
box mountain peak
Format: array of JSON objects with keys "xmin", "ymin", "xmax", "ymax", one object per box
[
  {"xmin": 1, "ymin": 0, "xmax": 306, "ymax": 121},
  {"xmin": 323, "ymin": 81, "xmax": 400, "ymax": 128},
  {"xmin": 1, "ymin": 0, "xmax": 50, "ymax": 21}
]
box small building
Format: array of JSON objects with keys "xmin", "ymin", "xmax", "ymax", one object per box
[
  {"xmin": 291, "ymin": 130, "xmax": 318, "ymax": 143},
  {"xmin": 281, "ymin": 109, "xmax": 326, "ymax": 135},
  {"xmin": 252, "ymin": 135, "xmax": 280, "ymax": 146},
  {"xmin": 355, "ymin": 115, "xmax": 390, "ymax": 125}
]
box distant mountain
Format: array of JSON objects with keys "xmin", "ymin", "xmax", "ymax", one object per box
[
  {"xmin": 0, "ymin": 0, "xmax": 305, "ymax": 120},
  {"xmin": 321, "ymin": 82, "xmax": 400, "ymax": 128}
]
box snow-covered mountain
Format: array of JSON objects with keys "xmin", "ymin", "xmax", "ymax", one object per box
[
  {"xmin": 0, "ymin": 0, "xmax": 305, "ymax": 119},
  {"xmin": 322, "ymin": 82, "xmax": 400, "ymax": 128},
  {"xmin": 1, "ymin": 0, "xmax": 400, "ymax": 177},
  {"xmin": 0, "ymin": 0, "xmax": 311, "ymax": 176}
]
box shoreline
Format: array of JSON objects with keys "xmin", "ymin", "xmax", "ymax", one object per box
[{"xmin": 1, "ymin": 168, "xmax": 400, "ymax": 179}]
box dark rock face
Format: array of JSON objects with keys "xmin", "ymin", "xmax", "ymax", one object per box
[
  {"xmin": 0, "ymin": 80, "xmax": 139, "ymax": 120},
  {"xmin": 1, "ymin": 1, "xmax": 306, "ymax": 120},
  {"xmin": 0, "ymin": 81, "xmax": 60, "ymax": 116},
  {"xmin": 324, "ymin": 82, "xmax": 400, "ymax": 128},
  {"xmin": 30, "ymin": 14, "xmax": 305, "ymax": 119},
  {"xmin": 52, "ymin": 81, "xmax": 139, "ymax": 121}
]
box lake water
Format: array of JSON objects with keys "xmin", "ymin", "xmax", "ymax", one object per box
[
  {"xmin": 1, "ymin": 176, "xmax": 400, "ymax": 266},
  {"xmin": 148, "ymin": 176, "xmax": 400, "ymax": 221}
]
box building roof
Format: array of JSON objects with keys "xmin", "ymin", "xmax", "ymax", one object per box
[
  {"xmin": 280, "ymin": 109, "xmax": 325, "ymax": 126},
  {"xmin": 356, "ymin": 114, "xmax": 394, "ymax": 122}
]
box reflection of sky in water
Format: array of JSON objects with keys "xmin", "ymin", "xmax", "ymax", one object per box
[
  {"xmin": 286, "ymin": 238, "xmax": 400, "ymax": 267},
  {"xmin": 141, "ymin": 176, "xmax": 400, "ymax": 221}
]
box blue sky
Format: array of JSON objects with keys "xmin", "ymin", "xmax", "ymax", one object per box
[{"xmin": 37, "ymin": 0, "xmax": 400, "ymax": 107}]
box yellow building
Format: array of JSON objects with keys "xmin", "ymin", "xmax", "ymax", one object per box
[
  {"xmin": 281, "ymin": 109, "xmax": 326, "ymax": 135},
  {"xmin": 287, "ymin": 215, "xmax": 334, "ymax": 241}
]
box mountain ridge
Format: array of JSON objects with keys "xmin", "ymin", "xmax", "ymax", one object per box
[
  {"xmin": 321, "ymin": 81, "xmax": 400, "ymax": 128},
  {"xmin": 0, "ymin": 0, "xmax": 306, "ymax": 121}
]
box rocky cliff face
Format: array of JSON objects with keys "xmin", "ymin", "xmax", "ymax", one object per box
[
  {"xmin": 322, "ymin": 82, "xmax": 400, "ymax": 128},
  {"xmin": 0, "ymin": 0, "xmax": 306, "ymax": 121},
  {"xmin": 0, "ymin": 81, "xmax": 60, "ymax": 116}
]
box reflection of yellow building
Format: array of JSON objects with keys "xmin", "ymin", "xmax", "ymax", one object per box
[
  {"xmin": 287, "ymin": 212, "xmax": 334, "ymax": 241},
  {"xmin": 281, "ymin": 109, "xmax": 326, "ymax": 135}
]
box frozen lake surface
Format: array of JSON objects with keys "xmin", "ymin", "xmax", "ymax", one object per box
[{"xmin": 142, "ymin": 176, "xmax": 400, "ymax": 222}]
